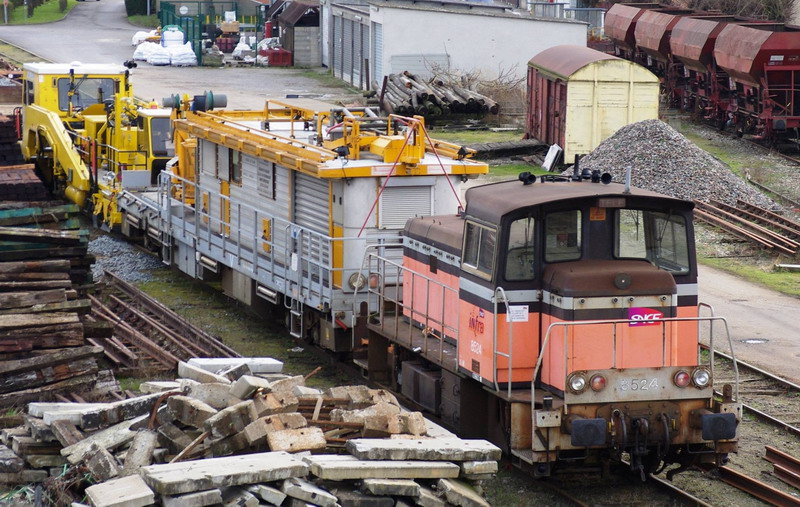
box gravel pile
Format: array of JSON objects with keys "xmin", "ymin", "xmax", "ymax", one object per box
[
  {"xmin": 576, "ymin": 119, "xmax": 778, "ymax": 209},
  {"xmin": 88, "ymin": 234, "xmax": 165, "ymax": 283}
]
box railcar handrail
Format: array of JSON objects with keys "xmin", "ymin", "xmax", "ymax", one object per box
[
  {"xmin": 533, "ymin": 314, "xmax": 739, "ymax": 412},
  {"xmin": 359, "ymin": 251, "xmax": 459, "ymax": 367},
  {"xmin": 492, "ymin": 287, "xmax": 513, "ymax": 398}
]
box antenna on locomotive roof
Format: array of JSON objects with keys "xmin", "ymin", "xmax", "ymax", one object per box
[{"xmin": 624, "ymin": 167, "xmax": 632, "ymax": 194}]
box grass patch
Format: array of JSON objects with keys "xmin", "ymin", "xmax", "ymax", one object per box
[
  {"xmin": 699, "ymin": 257, "xmax": 800, "ymax": 297},
  {"xmin": 0, "ymin": 43, "xmax": 41, "ymax": 66},
  {"xmin": 136, "ymin": 269, "xmax": 352, "ymax": 388},
  {"xmin": 5, "ymin": 0, "xmax": 77, "ymax": 24},
  {"xmin": 430, "ymin": 128, "xmax": 523, "ymax": 146},
  {"xmin": 490, "ymin": 163, "xmax": 546, "ymax": 178},
  {"xmin": 128, "ymin": 14, "xmax": 159, "ymax": 28},
  {"xmin": 297, "ymin": 69, "xmax": 358, "ymax": 92}
]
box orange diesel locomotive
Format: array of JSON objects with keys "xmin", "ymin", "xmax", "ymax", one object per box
[{"xmin": 357, "ymin": 171, "xmax": 741, "ymax": 478}]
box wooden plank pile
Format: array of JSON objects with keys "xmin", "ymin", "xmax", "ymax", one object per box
[
  {"xmin": 0, "ymin": 202, "xmax": 119, "ymax": 409},
  {"xmin": 0, "ymin": 359, "xmax": 500, "ymax": 506},
  {"xmin": 0, "ymin": 115, "xmax": 49, "ymax": 201},
  {"xmin": 379, "ymin": 71, "xmax": 500, "ymax": 117}
]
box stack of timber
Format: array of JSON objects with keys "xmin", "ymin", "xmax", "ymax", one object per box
[
  {"xmin": 379, "ymin": 71, "xmax": 499, "ymax": 117},
  {"xmin": 0, "ymin": 358, "xmax": 499, "ymax": 506},
  {"xmin": 0, "ymin": 201, "xmax": 120, "ymax": 408},
  {"xmin": 0, "ymin": 115, "xmax": 48, "ymax": 200}
]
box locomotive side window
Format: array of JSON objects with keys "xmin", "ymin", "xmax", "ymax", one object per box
[
  {"xmin": 544, "ymin": 210, "xmax": 582, "ymax": 262},
  {"xmin": 505, "ymin": 217, "xmax": 536, "ymax": 281},
  {"xmin": 615, "ymin": 209, "xmax": 689, "ymax": 274},
  {"xmin": 463, "ymin": 221, "xmax": 497, "ymax": 280}
]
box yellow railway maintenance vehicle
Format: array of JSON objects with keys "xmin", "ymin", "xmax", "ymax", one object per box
[
  {"xmin": 18, "ymin": 62, "xmax": 224, "ymax": 228},
  {"xmin": 117, "ymin": 97, "xmax": 488, "ymax": 349}
]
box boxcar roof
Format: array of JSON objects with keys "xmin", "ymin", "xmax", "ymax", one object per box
[
  {"xmin": 464, "ymin": 179, "xmax": 691, "ymax": 222},
  {"xmin": 528, "ymin": 45, "xmax": 619, "ymax": 79}
]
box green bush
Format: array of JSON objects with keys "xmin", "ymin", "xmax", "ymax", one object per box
[{"xmin": 124, "ymin": 0, "xmax": 148, "ymax": 16}]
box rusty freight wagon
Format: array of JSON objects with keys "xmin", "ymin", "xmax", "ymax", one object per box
[{"xmin": 525, "ymin": 45, "xmax": 659, "ymax": 165}]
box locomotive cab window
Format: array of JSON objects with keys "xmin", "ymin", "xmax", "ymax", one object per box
[
  {"xmin": 57, "ymin": 77, "xmax": 116, "ymax": 111},
  {"xmin": 615, "ymin": 209, "xmax": 690, "ymax": 274},
  {"xmin": 463, "ymin": 221, "xmax": 497, "ymax": 280},
  {"xmin": 544, "ymin": 210, "xmax": 582, "ymax": 262},
  {"xmin": 505, "ymin": 216, "xmax": 536, "ymax": 281}
]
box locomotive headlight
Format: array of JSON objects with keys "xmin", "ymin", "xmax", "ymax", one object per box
[
  {"xmin": 348, "ymin": 272, "xmax": 367, "ymax": 290},
  {"xmin": 590, "ymin": 374, "xmax": 607, "ymax": 392},
  {"xmin": 673, "ymin": 370, "xmax": 691, "ymax": 388},
  {"xmin": 692, "ymin": 367, "xmax": 711, "ymax": 388},
  {"xmin": 568, "ymin": 373, "xmax": 587, "ymax": 394}
]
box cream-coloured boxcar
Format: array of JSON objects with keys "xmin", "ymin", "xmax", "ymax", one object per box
[{"xmin": 526, "ymin": 45, "xmax": 659, "ymax": 164}]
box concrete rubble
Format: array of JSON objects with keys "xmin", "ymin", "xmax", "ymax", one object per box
[{"xmin": 0, "ymin": 357, "xmax": 501, "ymax": 506}]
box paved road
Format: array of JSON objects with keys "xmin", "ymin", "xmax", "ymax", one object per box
[
  {"xmin": 3, "ymin": 0, "xmax": 800, "ymax": 384},
  {"xmin": 0, "ymin": 0, "xmax": 354, "ymax": 108}
]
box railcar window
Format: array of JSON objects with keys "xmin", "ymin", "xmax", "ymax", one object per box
[
  {"xmin": 544, "ymin": 210, "xmax": 581, "ymax": 262},
  {"xmin": 615, "ymin": 209, "xmax": 689, "ymax": 274},
  {"xmin": 505, "ymin": 217, "xmax": 536, "ymax": 281},
  {"xmin": 57, "ymin": 78, "xmax": 115, "ymax": 111},
  {"xmin": 150, "ymin": 117, "xmax": 171, "ymax": 157},
  {"xmin": 463, "ymin": 221, "xmax": 497, "ymax": 280}
]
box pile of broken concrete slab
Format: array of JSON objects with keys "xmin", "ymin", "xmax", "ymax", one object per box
[{"xmin": 0, "ymin": 357, "xmax": 501, "ymax": 506}]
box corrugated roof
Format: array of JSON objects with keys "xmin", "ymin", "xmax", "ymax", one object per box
[
  {"xmin": 278, "ymin": 0, "xmax": 320, "ymax": 25},
  {"xmin": 527, "ymin": 45, "xmax": 618, "ymax": 79}
]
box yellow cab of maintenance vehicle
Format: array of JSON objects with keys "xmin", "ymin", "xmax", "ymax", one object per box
[{"xmin": 19, "ymin": 62, "xmax": 175, "ymax": 228}]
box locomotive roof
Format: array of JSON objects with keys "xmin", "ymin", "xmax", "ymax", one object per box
[{"xmin": 464, "ymin": 178, "xmax": 692, "ymax": 222}]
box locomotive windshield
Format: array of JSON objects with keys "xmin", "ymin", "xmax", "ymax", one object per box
[
  {"xmin": 615, "ymin": 209, "xmax": 690, "ymax": 274},
  {"xmin": 505, "ymin": 216, "xmax": 536, "ymax": 281},
  {"xmin": 544, "ymin": 210, "xmax": 582, "ymax": 262},
  {"xmin": 57, "ymin": 77, "xmax": 116, "ymax": 111}
]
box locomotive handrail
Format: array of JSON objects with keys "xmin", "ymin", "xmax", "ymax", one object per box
[
  {"xmin": 360, "ymin": 251, "xmax": 459, "ymax": 367},
  {"xmin": 533, "ymin": 315, "xmax": 739, "ymax": 412},
  {"xmin": 697, "ymin": 302, "xmax": 740, "ymax": 404},
  {"xmin": 492, "ymin": 287, "xmax": 513, "ymax": 398}
]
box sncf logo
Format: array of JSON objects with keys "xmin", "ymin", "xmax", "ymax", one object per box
[{"xmin": 628, "ymin": 307, "xmax": 663, "ymax": 326}]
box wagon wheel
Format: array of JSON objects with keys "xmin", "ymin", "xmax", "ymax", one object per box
[{"xmin": 35, "ymin": 133, "xmax": 57, "ymax": 193}]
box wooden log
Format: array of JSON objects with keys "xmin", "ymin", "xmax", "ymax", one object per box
[
  {"xmin": 0, "ymin": 280, "xmax": 73, "ymax": 292},
  {"xmin": 0, "ymin": 373, "xmax": 99, "ymax": 408},
  {"xmin": 0, "ymin": 226, "xmax": 85, "ymax": 245},
  {"xmin": 0, "ymin": 312, "xmax": 80, "ymax": 331},
  {"xmin": 0, "ymin": 345, "xmax": 103, "ymax": 376},
  {"xmin": 0, "ymin": 259, "xmax": 71, "ymax": 274},
  {"xmin": 0, "ymin": 289, "xmax": 66, "ymax": 310},
  {"xmin": 0, "ymin": 322, "xmax": 84, "ymax": 349},
  {"xmin": 0, "ymin": 359, "xmax": 98, "ymax": 395},
  {"xmin": 0, "ymin": 272, "xmax": 71, "ymax": 281},
  {"xmin": 0, "ymin": 299, "xmax": 90, "ymax": 316}
]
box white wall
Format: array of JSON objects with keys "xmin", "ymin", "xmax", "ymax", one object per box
[{"xmin": 369, "ymin": 5, "xmax": 587, "ymax": 82}]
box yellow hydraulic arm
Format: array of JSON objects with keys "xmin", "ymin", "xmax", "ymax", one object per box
[{"xmin": 23, "ymin": 104, "xmax": 93, "ymax": 207}]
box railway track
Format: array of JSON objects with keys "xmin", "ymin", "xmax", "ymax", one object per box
[
  {"xmin": 694, "ymin": 200, "xmax": 800, "ymax": 255},
  {"xmin": 89, "ymin": 270, "xmax": 240, "ymax": 374}
]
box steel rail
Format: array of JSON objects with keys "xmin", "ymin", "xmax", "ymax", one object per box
[
  {"xmin": 103, "ymin": 270, "xmax": 240, "ymax": 358},
  {"xmin": 736, "ymin": 200, "xmax": 800, "ymax": 236},
  {"xmin": 701, "ymin": 344, "xmax": 800, "ymax": 437},
  {"xmin": 711, "ymin": 200, "xmax": 800, "ymax": 244},
  {"xmin": 764, "ymin": 446, "xmax": 800, "ymax": 490},
  {"xmin": 648, "ymin": 473, "xmax": 712, "ymax": 507},
  {"xmin": 713, "ymin": 466, "xmax": 800, "ymax": 506}
]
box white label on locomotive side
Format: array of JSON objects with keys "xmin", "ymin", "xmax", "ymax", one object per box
[
  {"xmin": 507, "ymin": 305, "xmax": 529, "ymax": 322},
  {"xmin": 470, "ymin": 340, "xmax": 482, "ymax": 355},
  {"xmin": 618, "ymin": 378, "xmax": 659, "ymax": 391}
]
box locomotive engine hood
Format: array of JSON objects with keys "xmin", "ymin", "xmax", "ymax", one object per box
[{"xmin": 542, "ymin": 259, "xmax": 677, "ymax": 297}]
